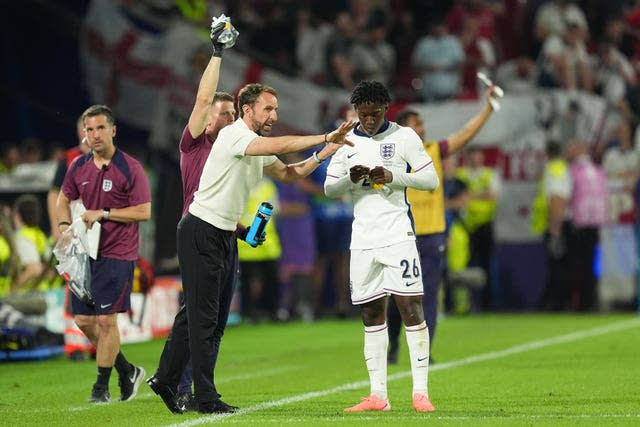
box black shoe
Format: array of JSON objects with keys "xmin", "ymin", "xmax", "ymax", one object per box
[
  {"xmin": 119, "ymin": 366, "xmax": 146, "ymax": 401},
  {"xmin": 147, "ymin": 375, "xmax": 186, "ymax": 414},
  {"xmin": 198, "ymin": 398, "xmax": 239, "ymax": 414},
  {"xmin": 89, "ymin": 384, "xmax": 110, "ymax": 403},
  {"xmin": 176, "ymin": 392, "xmax": 198, "ymax": 412}
]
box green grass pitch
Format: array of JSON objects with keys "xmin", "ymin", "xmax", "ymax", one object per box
[{"xmin": 1, "ymin": 313, "xmax": 639, "ymax": 426}]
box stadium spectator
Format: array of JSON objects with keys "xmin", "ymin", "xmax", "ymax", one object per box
[
  {"xmin": 566, "ymin": 140, "xmax": 608, "ymax": 311},
  {"xmin": 55, "ymin": 104, "xmax": 151, "ymax": 404},
  {"xmin": 387, "ymin": 87, "xmax": 498, "ymax": 364},
  {"xmin": 599, "ymin": 119, "xmax": 639, "ymax": 310},
  {"xmin": 532, "ymin": 140, "xmax": 573, "ymax": 311},
  {"xmin": 494, "ymin": 56, "xmax": 539, "ymax": 94},
  {"xmin": 456, "ymin": 15, "xmax": 497, "ymax": 99},
  {"xmin": 238, "ymin": 178, "xmax": 282, "ymax": 323},
  {"xmin": 295, "ymin": 7, "xmax": 333, "ymax": 84},
  {"xmin": 534, "ymin": 0, "xmax": 589, "ymax": 43},
  {"xmin": 412, "ymin": 19, "xmax": 465, "ymax": 102},
  {"xmin": 148, "ymin": 81, "xmax": 355, "ymax": 414},
  {"xmin": 455, "ymin": 146, "xmax": 502, "ymax": 310},
  {"xmin": 349, "ymin": 9, "xmax": 396, "ymax": 90},
  {"xmin": 325, "ymin": 10, "xmax": 359, "ymax": 91},
  {"xmin": 11, "ymin": 194, "xmax": 52, "ymax": 292},
  {"xmin": 325, "ymin": 80, "xmax": 439, "ymax": 412},
  {"xmin": 275, "ymin": 163, "xmax": 317, "ymax": 322},
  {"xmin": 537, "ymin": 19, "xmax": 593, "ymax": 92}
]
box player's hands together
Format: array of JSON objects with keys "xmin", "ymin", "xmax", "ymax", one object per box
[
  {"xmin": 350, "ymin": 165, "xmax": 370, "ymax": 183},
  {"xmin": 326, "ymin": 120, "xmax": 356, "ymax": 147},
  {"xmin": 369, "ymin": 166, "xmax": 392, "ymax": 185}
]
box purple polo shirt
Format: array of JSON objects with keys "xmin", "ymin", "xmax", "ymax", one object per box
[
  {"xmin": 179, "ymin": 125, "xmax": 212, "ymax": 217},
  {"xmin": 61, "ymin": 149, "xmax": 152, "ymax": 261}
]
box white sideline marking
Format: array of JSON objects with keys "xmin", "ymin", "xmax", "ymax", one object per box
[{"xmin": 166, "ymin": 318, "xmax": 640, "ymax": 427}]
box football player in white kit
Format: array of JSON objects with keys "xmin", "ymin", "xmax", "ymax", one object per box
[{"xmin": 325, "ymin": 80, "xmax": 439, "ymax": 412}]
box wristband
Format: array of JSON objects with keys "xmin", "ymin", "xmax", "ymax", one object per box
[
  {"xmin": 58, "ymin": 221, "xmax": 71, "ymax": 228},
  {"xmin": 323, "ymin": 133, "xmax": 328, "ymax": 144},
  {"xmin": 102, "ymin": 208, "xmax": 110, "ymax": 221},
  {"xmin": 312, "ymin": 151, "xmax": 324, "ymax": 164}
]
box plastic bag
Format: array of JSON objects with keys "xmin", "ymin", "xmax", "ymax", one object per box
[
  {"xmin": 53, "ymin": 220, "xmax": 93, "ymax": 305},
  {"xmin": 211, "ymin": 14, "xmax": 239, "ymax": 48}
]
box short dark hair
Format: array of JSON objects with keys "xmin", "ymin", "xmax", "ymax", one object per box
[
  {"xmin": 237, "ymin": 83, "xmax": 277, "ymax": 118},
  {"xmin": 350, "ymin": 80, "xmax": 391, "ymax": 107},
  {"xmin": 13, "ymin": 194, "xmax": 41, "ymax": 227},
  {"xmin": 395, "ymin": 109, "xmax": 420, "ymax": 126},
  {"xmin": 547, "ymin": 140, "xmax": 562, "ymax": 157},
  {"xmin": 213, "ymin": 92, "xmax": 234, "ymax": 103},
  {"xmin": 81, "ymin": 104, "xmax": 115, "ymax": 126}
]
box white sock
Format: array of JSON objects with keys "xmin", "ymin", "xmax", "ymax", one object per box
[
  {"xmin": 405, "ymin": 321, "xmax": 430, "ymax": 395},
  {"xmin": 363, "ymin": 323, "xmax": 388, "ymax": 399}
]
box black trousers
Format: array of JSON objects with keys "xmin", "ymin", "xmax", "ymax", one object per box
[{"xmin": 156, "ymin": 213, "xmax": 234, "ymax": 404}]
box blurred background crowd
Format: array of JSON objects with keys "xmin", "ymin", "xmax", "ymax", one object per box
[{"xmin": 1, "ymin": 0, "xmax": 640, "ymax": 333}]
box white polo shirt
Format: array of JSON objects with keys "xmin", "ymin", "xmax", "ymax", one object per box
[{"xmin": 189, "ymin": 118, "xmax": 277, "ymax": 230}]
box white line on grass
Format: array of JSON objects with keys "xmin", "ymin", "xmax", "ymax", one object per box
[{"xmin": 166, "ymin": 317, "xmax": 640, "ymax": 427}]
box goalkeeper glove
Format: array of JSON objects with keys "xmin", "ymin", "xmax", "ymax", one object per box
[{"xmin": 210, "ymin": 14, "xmax": 239, "ymax": 57}]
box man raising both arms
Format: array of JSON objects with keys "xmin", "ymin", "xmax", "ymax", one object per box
[
  {"xmin": 149, "ymin": 81, "xmax": 355, "ymax": 414},
  {"xmin": 325, "ymin": 80, "xmax": 439, "ymax": 412}
]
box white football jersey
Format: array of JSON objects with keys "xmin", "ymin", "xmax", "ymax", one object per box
[{"xmin": 326, "ymin": 121, "xmax": 435, "ymax": 250}]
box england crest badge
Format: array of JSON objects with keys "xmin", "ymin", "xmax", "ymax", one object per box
[
  {"xmin": 380, "ymin": 143, "xmax": 395, "ymax": 160},
  {"xmin": 102, "ymin": 179, "xmax": 113, "ymax": 192}
]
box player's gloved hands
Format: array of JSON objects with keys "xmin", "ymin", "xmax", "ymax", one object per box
[
  {"xmin": 210, "ymin": 19, "xmax": 226, "ymax": 57},
  {"xmin": 350, "ymin": 165, "xmax": 370, "ymax": 183},
  {"xmin": 210, "ymin": 14, "xmax": 239, "ymax": 57}
]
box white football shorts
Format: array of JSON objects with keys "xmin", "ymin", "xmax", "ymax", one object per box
[{"xmin": 349, "ymin": 240, "xmax": 423, "ymax": 305}]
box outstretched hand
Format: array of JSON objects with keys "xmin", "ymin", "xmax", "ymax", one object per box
[{"xmin": 326, "ymin": 120, "xmax": 356, "ymax": 146}]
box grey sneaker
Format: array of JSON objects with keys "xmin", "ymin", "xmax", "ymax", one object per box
[
  {"xmin": 119, "ymin": 366, "xmax": 146, "ymax": 401},
  {"xmin": 89, "ymin": 384, "xmax": 110, "ymax": 403}
]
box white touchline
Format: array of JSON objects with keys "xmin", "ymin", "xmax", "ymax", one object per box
[{"xmin": 166, "ymin": 318, "xmax": 640, "ymax": 427}]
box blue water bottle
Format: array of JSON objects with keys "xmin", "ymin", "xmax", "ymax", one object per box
[{"xmin": 245, "ymin": 201, "xmax": 273, "ymax": 247}]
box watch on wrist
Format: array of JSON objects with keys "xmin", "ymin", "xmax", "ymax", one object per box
[{"xmin": 102, "ymin": 208, "xmax": 111, "ymax": 221}]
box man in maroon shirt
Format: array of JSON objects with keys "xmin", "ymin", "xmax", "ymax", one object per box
[{"xmin": 56, "ymin": 104, "xmax": 152, "ymax": 404}]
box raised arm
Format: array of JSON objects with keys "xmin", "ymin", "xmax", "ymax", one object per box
[
  {"xmin": 447, "ymin": 88, "xmax": 498, "ymax": 155},
  {"xmin": 186, "ymin": 16, "xmax": 236, "ymax": 138}
]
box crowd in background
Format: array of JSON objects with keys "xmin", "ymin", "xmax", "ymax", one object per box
[{"xmin": 1, "ymin": 0, "xmax": 640, "ymax": 328}]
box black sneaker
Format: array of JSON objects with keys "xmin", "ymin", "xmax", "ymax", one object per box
[
  {"xmin": 119, "ymin": 366, "xmax": 146, "ymax": 401},
  {"xmin": 176, "ymin": 392, "xmax": 198, "ymax": 412},
  {"xmin": 89, "ymin": 384, "xmax": 110, "ymax": 403},
  {"xmin": 147, "ymin": 375, "xmax": 186, "ymax": 414},
  {"xmin": 198, "ymin": 398, "xmax": 239, "ymax": 414}
]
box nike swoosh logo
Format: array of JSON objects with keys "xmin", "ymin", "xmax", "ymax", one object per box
[
  {"xmin": 405, "ymin": 281, "xmax": 418, "ymax": 287},
  {"xmin": 100, "ymin": 303, "xmax": 112, "ymax": 309},
  {"xmin": 417, "ymin": 356, "xmax": 429, "ymax": 362},
  {"xmin": 81, "ymin": 181, "xmax": 90, "ymax": 186},
  {"xmin": 347, "ymin": 152, "xmax": 358, "ymax": 159}
]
